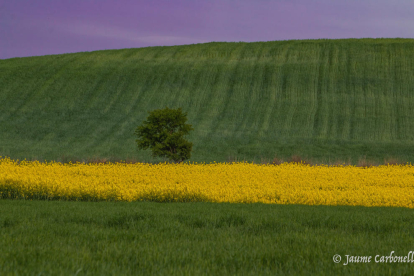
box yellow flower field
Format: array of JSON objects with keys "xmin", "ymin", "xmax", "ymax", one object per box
[{"xmin": 1, "ymin": 157, "xmax": 414, "ymax": 208}]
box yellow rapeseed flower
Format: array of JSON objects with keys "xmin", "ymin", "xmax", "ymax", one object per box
[{"xmin": 1, "ymin": 157, "xmax": 413, "ymax": 208}]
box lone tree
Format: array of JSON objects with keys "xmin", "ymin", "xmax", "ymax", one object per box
[{"xmin": 135, "ymin": 107, "xmax": 194, "ymax": 163}]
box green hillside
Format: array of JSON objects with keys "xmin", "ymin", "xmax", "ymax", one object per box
[{"xmin": 1, "ymin": 38, "xmax": 414, "ymax": 164}]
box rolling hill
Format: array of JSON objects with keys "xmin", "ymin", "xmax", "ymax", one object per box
[{"xmin": 1, "ymin": 38, "xmax": 414, "ymax": 164}]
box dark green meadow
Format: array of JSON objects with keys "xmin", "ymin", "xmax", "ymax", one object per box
[
  {"xmin": 1, "ymin": 200, "xmax": 414, "ymax": 275},
  {"xmin": 1, "ymin": 38, "xmax": 414, "ymax": 164}
]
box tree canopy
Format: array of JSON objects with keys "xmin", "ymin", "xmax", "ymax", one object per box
[{"xmin": 135, "ymin": 107, "xmax": 194, "ymax": 162}]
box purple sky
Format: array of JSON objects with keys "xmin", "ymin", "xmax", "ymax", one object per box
[{"xmin": 1, "ymin": 0, "xmax": 413, "ymax": 59}]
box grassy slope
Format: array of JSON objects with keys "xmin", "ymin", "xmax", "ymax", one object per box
[
  {"xmin": 1, "ymin": 38, "xmax": 414, "ymax": 163},
  {"xmin": 1, "ymin": 200, "xmax": 414, "ymax": 275}
]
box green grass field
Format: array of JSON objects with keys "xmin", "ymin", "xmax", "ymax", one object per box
[
  {"xmin": 1, "ymin": 38, "xmax": 414, "ymax": 164},
  {"xmin": 2, "ymin": 38, "xmax": 414, "ymax": 275},
  {"xmin": 1, "ymin": 200, "xmax": 414, "ymax": 275}
]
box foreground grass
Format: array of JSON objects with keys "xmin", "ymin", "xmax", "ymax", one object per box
[
  {"xmin": 1, "ymin": 38, "xmax": 414, "ymax": 164},
  {"xmin": 1, "ymin": 200, "xmax": 414, "ymax": 275}
]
